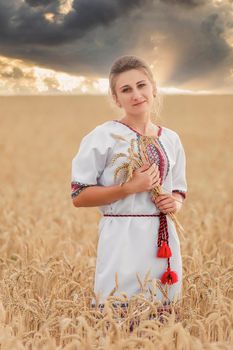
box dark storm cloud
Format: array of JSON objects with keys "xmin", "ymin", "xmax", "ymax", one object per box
[
  {"xmin": 168, "ymin": 12, "xmax": 232, "ymax": 85},
  {"xmin": 0, "ymin": 0, "xmax": 232, "ymax": 92},
  {"xmin": 25, "ymin": 0, "xmax": 57, "ymax": 7},
  {"xmin": 0, "ymin": 0, "xmax": 148, "ymax": 46},
  {"xmin": 161, "ymin": 0, "xmax": 205, "ymax": 7},
  {"xmin": 0, "ymin": 0, "xmax": 152, "ymax": 76}
]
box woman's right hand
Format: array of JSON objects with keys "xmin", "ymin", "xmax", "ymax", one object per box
[{"xmin": 126, "ymin": 162, "xmax": 161, "ymax": 194}]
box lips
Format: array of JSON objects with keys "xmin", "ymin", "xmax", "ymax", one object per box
[{"xmin": 133, "ymin": 100, "xmax": 146, "ymax": 106}]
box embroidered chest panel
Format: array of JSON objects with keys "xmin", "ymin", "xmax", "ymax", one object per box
[{"xmin": 136, "ymin": 134, "xmax": 170, "ymax": 185}]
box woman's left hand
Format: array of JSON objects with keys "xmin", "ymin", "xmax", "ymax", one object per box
[{"xmin": 151, "ymin": 193, "xmax": 180, "ymax": 214}]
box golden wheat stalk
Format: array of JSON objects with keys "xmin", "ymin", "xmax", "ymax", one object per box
[
  {"xmin": 140, "ymin": 136, "xmax": 185, "ymax": 239},
  {"xmin": 114, "ymin": 162, "xmax": 129, "ymax": 182},
  {"xmin": 110, "ymin": 153, "xmax": 128, "ymax": 166},
  {"xmin": 110, "ymin": 133, "xmax": 185, "ymax": 240}
]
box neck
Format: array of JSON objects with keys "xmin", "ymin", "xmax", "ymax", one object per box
[{"xmin": 121, "ymin": 112, "xmax": 155, "ymax": 134}]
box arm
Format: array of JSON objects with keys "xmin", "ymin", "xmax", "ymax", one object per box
[
  {"xmin": 72, "ymin": 162, "xmax": 161, "ymax": 208},
  {"xmin": 172, "ymin": 192, "xmax": 185, "ymax": 213},
  {"xmin": 72, "ymin": 182, "xmax": 133, "ymax": 208},
  {"xmin": 152, "ymin": 192, "xmax": 184, "ymax": 214},
  {"xmin": 71, "ymin": 124, "xmax": 163, "ymax": 209}
]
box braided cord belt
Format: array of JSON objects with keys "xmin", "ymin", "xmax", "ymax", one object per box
[
  {"xmin": 103, "ymin": 212, "xmax": 176, "ymax": 282},
  {"xmin": 103, "ymin": 213, "xmax": 168, "ymax": 254}
]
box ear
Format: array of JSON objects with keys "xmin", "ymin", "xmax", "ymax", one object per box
[{"xmin": 112, "ymin": 94, "xmax": 122, "ymax": 108}]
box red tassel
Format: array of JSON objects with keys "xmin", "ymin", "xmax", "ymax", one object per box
[
  {"xmin": 157, "ymin": 241, "xmax": 172, "ymax": 258},
  {"xmin": 161, "ymin": 267, "xmax": 178, "ymax": 285}
]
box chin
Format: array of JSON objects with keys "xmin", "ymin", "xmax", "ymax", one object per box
[{"xmin": 131, "ymin": 106, "xmax": 150, "ymax": 114}]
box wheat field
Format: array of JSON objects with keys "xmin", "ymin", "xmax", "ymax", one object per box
[{"xmin": 0, "ymin": 95, "xmax": 232, "ymax": 349}]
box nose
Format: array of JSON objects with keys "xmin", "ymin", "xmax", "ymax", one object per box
[{"xmin": 131, "ymin": 88, "xmax": 142, "ymax": 101}]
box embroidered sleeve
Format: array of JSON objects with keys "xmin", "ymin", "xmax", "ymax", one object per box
[
  {"xmin": 71, "ymin": 181, "xmax": 96, "ymax": 198},
  {"xmin": 71, "ymin": 125, "xmax": 112, "ymax": 199},
  {"xmin": 172, "ymin": 134, "xmax": 188, "ymax": 200},
  {"xmin": 172, "ymin": 189, "xmax": 187, "ymax": 200}
]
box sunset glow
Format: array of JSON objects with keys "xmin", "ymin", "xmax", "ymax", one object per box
[
  {"xmin": 0, "ymin": 0, "xmax": 232, "ymax": 95},
  {"xmin": 1, "ymin": 55, "xmax": 230, "ymax": 95}
]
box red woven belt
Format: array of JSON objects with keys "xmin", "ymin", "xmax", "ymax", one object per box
[{"xmin": 103, "ymin": 212, "xmax": 178, "ymax": 285}]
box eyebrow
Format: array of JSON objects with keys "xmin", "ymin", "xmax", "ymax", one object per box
[{"xmin": 119, "ymin": 80, "xmax": 146, "ymax": 89}]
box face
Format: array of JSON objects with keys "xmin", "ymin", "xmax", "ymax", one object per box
[{"xmin": 113, "ymin": 69, "xmax": 156, "ymax": 116}]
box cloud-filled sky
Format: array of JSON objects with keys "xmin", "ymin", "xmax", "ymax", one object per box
[{"xmin": 0, "ymin": 0, "xmax": 232, "ymax": 94}]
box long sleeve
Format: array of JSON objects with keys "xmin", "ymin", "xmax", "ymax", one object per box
[
  {"xmin": 71, "ymin": 125, "xmax": 112, "ymax": 198},
  {"xmin": 172, "ymin": 134, "xmax": 188, "ymax": 200}
]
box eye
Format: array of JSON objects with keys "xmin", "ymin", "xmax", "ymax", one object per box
[
  {"xmin": 122, "ymin": 88, "xmax": 129, "ymax": 92},
  {"xmin": 138, "ymin": 83, "xmax": 146, "ymax": 88}
]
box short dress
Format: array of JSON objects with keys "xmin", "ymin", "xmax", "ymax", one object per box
[{"xmin": 71, "ymin": 119, "xmax": 188, "ymax": 308}]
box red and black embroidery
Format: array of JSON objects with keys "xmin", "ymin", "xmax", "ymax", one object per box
[
  {"xmin": 103, "ymin": 212, "xmax": 178, "ymax": 286},
  {"xmin": 113, "ymin": 120, "xmax": 170, "ymax": 185},
  {"xmin": 157, "ymin": 138, "xmax": 170, "ymax": 180},
  {"xmin": 172, "ymin": 190, "xmax": 186, "ymax": 200},
  {"xmin": 135, "ymin": 134, "xmax": 170, "ymax": 185},
  {"xmin": 71, "ymin": 181, "xmax": 95, "ymax": 198},
  {"xmin": 146, "ymin": 140, "xmax": 170, "ymax": 184}
]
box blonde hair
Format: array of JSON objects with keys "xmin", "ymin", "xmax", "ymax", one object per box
[{"xmin": 108, "ymin": 55, "xmax": 163, "ymax": 120}]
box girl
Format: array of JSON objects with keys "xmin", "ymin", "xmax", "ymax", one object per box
[{"xmin": 71, "ymin": 55, "xmax": 187, "ymax": 319}]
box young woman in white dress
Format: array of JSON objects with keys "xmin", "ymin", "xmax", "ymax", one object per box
[{"xmin": 71, "ymin": 55, "xmax": 187, "ymax": 319}]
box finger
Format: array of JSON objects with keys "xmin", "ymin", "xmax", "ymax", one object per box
[
  {"xmin": 154, "ymin": 195, "xmax": 170, "ymax": 203},
  {"xmin": 158, "ymin": 208, "xmax": 170, "ymax": 215},
  {"xmin": 139, "ymin": 162, "xmax": 151, "ymax": 174},
  {"xmin": 152, "ymin": 178, "xmax": 161, "ymax": 187},
  {"xmin": 162, "ymin": 198, "xmax": 175, "ymax": 205},
  {"xmin": 152, "ymin": 171, "xmax": 160, "ymax": 181},
  {"xmin": 140, "ymin": 163, "xmax": 150, "ymax": 171},
  {"xmin": 152, "ymin": 163, "xmax": 159, "ymax": 172},
  {"xmin": 159, "ymin": 209, "xmax": 167, "ymax": 214},
  {"xmin": 144, "ymin": 165, "xmax": 154, "ymax": 175},
  {"xmin": 158, "ymin": 193, "xmax": 171, "ymax": 197},
  {"xmin": 157, "ymin": 201, "xmax": 171, "ymax": 208},
  {"xmin": 156, "ymin": 195, "xmax": 172, "ymax": 203},
  {"xmin": 148, "ymin": 163, "xmax": 158, "ymax": 175},
  {"xmin": 153, "ymin": 170, "xmax": 160, "ymax": 178},
  {"xmin": 160, "ymin": 204, "xmax": 176, "ymax": 211}
]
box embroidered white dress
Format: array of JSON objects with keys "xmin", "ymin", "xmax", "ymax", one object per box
[{"xmin": 71, "ymin": 120, "xmax": 188, "ymax": 307}]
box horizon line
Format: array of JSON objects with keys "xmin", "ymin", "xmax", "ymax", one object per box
[{"xmin": 0, "ymin": 92, "xmax": 232, "ymax": 97}]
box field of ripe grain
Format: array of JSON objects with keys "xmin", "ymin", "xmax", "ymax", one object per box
[{"xmin": 0, "ymin": 95, "xmax": 232, "ymax": 349}]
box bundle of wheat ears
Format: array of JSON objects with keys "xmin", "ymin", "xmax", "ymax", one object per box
[{"xmin": 110, "ymin": 133, "xmax": 185, "ymax": 240}]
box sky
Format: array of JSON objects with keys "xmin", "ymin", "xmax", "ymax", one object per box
[{"xmin": 0, "ymin": 0, "xmax": 232, "ymax": 95}]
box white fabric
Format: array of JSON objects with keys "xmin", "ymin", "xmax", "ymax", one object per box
[{"xmin": 71, "ymin": 120, "xmax": 188, "ymax": 305}]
